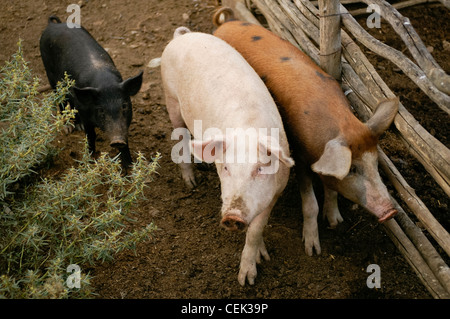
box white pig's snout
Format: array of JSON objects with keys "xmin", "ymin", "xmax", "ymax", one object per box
[{"xmin": 221, "ymin": 210, "xmax": 248, "ymax": 232}]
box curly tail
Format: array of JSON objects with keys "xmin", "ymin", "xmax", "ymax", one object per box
[
  {"xmin": 173, "ymin": 26, "xmax": 191, "ymax": 38},
  {"xmin": 212, "ymin": 7, "xmax": 236, "ymax": 27},
  {"xmin": 48, "ymin": 15, "xmax": 62, "ymax": 24}
]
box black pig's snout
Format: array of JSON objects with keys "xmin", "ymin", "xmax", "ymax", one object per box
[{"xmin": 110, "ymin": 138, "xmax": 127, "ymax": 149}]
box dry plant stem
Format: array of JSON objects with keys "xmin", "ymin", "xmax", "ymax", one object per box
[
  {"xmin": 349, "ymin": 0, "xmax": 440, "ymax": 16},
  {"xmin": 383, "ymin": 218, "xmax": 450, "ymax": 299},
  {"xmin": 359, "ymin": 0, "xmax": 450, "ymax": 98},
  {"xmin": 378, "ymin": 148, "xmax": 450, "ymax": 294},
  {"xmin": 339, "ymin": 4, "xmax": 450, "ymax": 115},
  {"xmin": 379, "ymin": 148, "xmax": 450, "ymax": 258},
  {"xmin": 287, "ymin": 0, "xmax": 450, "ymax": 197},
  {"xmin": 253, "ymin": 0, "xmax": 450, "ymax": 197}
]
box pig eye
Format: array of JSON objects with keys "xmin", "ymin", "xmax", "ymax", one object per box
[
  {"xmin": 254, "ymin": 166, "xmax": 265, "ymax": 177},
  {"xmin": 349, "ymin": 165, "xmax": 358, "ymax": 175},
  {"xmin": 223, "ymin": 166, "xmax": 228, "ymax": 171}
]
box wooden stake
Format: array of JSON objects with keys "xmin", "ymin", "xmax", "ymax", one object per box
[
  {"xmin": 232, "ymin": 0, "xmax": 450, "ymax": 298},
  {"xmin": 318, "ymin": 0, "xmax": 341, "ymax": 81}
]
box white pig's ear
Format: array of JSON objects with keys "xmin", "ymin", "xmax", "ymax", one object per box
[
  {"xmin": 311, "ymin": 137, "xmax": 352, "ymax": 180},
  {"xmin": 191, "ymin": 136, "xmax": 227, "ymax": 163}
]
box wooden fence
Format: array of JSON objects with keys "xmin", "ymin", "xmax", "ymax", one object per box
[{"xmin": 221, "ymin": 0, "xmax": 450, "ymax": 298}]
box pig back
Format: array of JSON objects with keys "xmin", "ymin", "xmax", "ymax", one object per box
[
  {"xmin": 40, "ymin": 22, "xmax": 120, "ymax": 87},
  {"xmin": 161, "ymin": 31, "xmax": 289, "ymax": 147},
  {"xmin": 214, "ymin": 22, "xmax": 363, "ymax": 162}
]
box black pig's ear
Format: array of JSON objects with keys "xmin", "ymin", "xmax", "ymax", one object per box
[
  {"xmin": 73, "ymin": 86, "xmax": 100, "ymax": 108},
  {"xmin": 121, "ymin": 70, "xmax": 143, "ymax": 96}
]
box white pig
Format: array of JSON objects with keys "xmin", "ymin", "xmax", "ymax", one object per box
[{"xmin": 161, "ymin": 27, "xmax": 294, "ymax": 286}]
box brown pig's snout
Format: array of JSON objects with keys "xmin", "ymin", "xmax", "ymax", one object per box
[
  {"xmin": 221, "ymin": 213, "xmax": 247, "ymax": 232},
  {"xmin": 377, "ymin": 208, "xmax": 398, "ymax": 223}
]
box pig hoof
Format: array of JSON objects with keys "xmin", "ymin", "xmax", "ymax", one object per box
[
  {"xmin": 255, "ymin": 241, "xmax": 270, "ymax": 264},
  {"xmin": 303, "ymin": 233, "xmax": 321, "ymax": 256},
  {"xmin": 302, "ymin": 222, "xmax": 321, "ymax": 256},
  {"xmin": 181, "ymin": 171, "xmax": 196, "ymax": 189},
  {"xmin": 183, "ymin": 176, "xmax": 197, "ymax": 189},
  {"xmin": 325, "ymin": 209, "xmax": 344, "ymax": 229},
  {"xmin": 63, "ymin": 124, "xmax": 74, "ymax": 135},
  {"xmin": 304, "ymin": 241, "xmax": 321, "ymax": 256},
  {"xmin": 238, "ymin": 262, "xmax": 257, "ymax": 286}
]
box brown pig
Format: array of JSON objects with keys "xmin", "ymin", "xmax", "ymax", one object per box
[{"xmin": 213, "ymin": 8, "xmax": 399, "ymax": 256}]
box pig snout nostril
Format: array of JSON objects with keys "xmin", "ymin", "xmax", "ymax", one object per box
[
  {"xmin": 221, "ymin": 215, "xmax": 247, "ymax": 232},
  {"xmin": 110, "ymin": 139, "xmax": 127, "ymax": 149},
  {"xmin": 378, "ymin": 208, "xmax": 398, "ymax": 223}
]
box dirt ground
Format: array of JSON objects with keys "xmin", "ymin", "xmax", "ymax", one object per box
[{"xmin": 1, "ymin": 0, "xmax": 448, "ymax": 299}]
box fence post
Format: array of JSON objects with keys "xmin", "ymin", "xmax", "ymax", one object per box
[{"xmin": 319, "ymin": 0, "xmax": 342, "ymax": 81}]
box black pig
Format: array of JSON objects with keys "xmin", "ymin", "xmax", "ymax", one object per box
[{"xmin": 40, "ymin": 16, "xmax": 143, "ymax": 167}]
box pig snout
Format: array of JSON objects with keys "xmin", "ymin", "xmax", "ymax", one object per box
[
  {"xmin": 377, "ymin": 208, "xmax": 398, "ymax": 223},
  {"xmin": 221, "ymin": 212, "xmax": 247, "ymax": 232},
  {"xmin": 110, "ymin": 137, "xmax": 128, "ymax": 149}
]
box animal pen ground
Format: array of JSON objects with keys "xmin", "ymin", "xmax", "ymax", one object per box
[{"xmin": 0, "ymin": 0, "xmax": 448, "ymax": 299}]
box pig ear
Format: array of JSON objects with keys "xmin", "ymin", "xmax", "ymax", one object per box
[
  {"xmin": 73, "ymin": 86, "xmax": 100, "ymax": 108},
  {"xmin": 191, "ymin": 136, "xmax": 227, "ymax": 163},
  {"xmin": 366, "ymin": 97, "xmax": 399, "ymax": 137},
  {"xmin": 258, "ymin": 137, "xmax": 295, "ymax": 168},
  {"xmin": 121, "ymin": 70, "xmax": 144, "ymax": 96},
  {"xmin": 311, "ymin": 138, "xmax": 352, "ymax": 180}
]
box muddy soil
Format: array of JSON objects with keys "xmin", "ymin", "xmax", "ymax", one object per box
[{"xmin": 1, "ymin": 0, "xmax": 448, "ymax": 299}]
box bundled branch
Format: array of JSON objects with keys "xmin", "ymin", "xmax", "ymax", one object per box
[
  {"xmin": 240, "ymin": 1, "xmax": 450, "ymax": 201},
  {"xmin": 279, "ymin": 0, "xmax": 450, "ymax": 198},
  {"xmin": 359, "ymin": 0, "xmax": 450, "ymax": 112},
  {"xmin": 222, "ymin": 0, "xmax": 450, "ymax": 298},
  {"xmin": 348, "ymin": 0, "xmax": 440, "ymax": 16}
]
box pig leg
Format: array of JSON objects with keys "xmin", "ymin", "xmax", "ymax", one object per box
[
  {"xmin": 323, "ymin": 186, "xmax": 343, "ymax": 228},
  {"xmin": 84, "ymin": 123, "xmax": 97, "ymax": 155},
  {"xmin": 297, "ymin": 166, "xmax": 321, "ymax": 256},
  {"xmin": 237, "ymin": 199, "xmax": 274, "ymax": 286},
  {"xmin": 165, "ymin": 96, "xmax": 196, "ymax": 188},
  {"xmin": 118, "ymin": 145, "xmax": 133, "ymax": 169}
]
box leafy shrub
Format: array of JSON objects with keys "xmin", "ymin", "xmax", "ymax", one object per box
[
  {"xmin": 0, "ymin": 43, "xmax": 160, "ymax": 298},
  {"xmin": 0, "ymin": 42, "xmax": 75, "ymax": 200}
]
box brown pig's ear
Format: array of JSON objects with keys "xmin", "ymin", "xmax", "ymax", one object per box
[
  {"xmin": 311, "ymin": 137, "xmax": 352, "ymax": 180},
  {"xmin": 366, "ymin": 97, "xmax": 399, "ymax": 137}
]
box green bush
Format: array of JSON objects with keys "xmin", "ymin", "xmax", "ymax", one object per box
[
  {"xmin": 0, "ymin": 42, "xmax": 160, "ymax": 298},
  {"xmin": 0, "ymin": 42, "xmax": 75, "ymax": 200}
]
